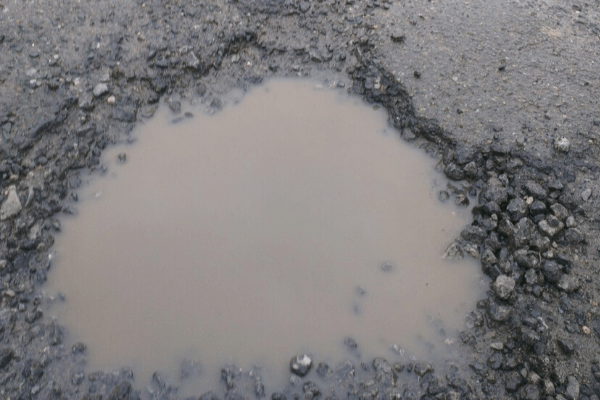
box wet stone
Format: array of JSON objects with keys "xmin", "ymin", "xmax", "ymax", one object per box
[
  {"xmin": 524, "ymin": 269, "xmax": 539, "ymax": 286},
  {"xmin": 0, "ymin": 186, "xmax": 22, "ymax": 221},
  {"xmin": 290, "ymin": 355, "xmax": 312, "ymax": 377},
  {"xmin": 455, "ymin": 194, "xmax": 469, "ymax": 207},
  {"xmin": 483, "ymin": 180, "xmax": 508, "ymax": 204},
  {"xmin": 168, "ymin": 100, "xmax": 182, "ymax": 114},
  {"xmin": 542, "ymin": 261, "xmax": 562, "ymax": 283},
  {"xmin": 93, "ymin": 83, "xmax": 109, "ymax": 97},
  {"xmin": 566, "ymin": 376, "xmax": 580, "ymax": 400},
  {"xmin": 113, "ymin": 108, "xmax": 136, "ymax": 123},
  {"xmin": 373, "ymin": 358, "xmax": 395, "ymax": 386},
  {"xmin": 555, "ymin": 253, "xmax": 572, "ymax": 266},
  {"xmin": 221, "ymin": 367, "xmax": 236, "ymax": 390},
  {"xmin": 316, "ymin": 363, "xmax": 333, "ymax": 380},
  {"xmin": 487, "ymin": 352, "xmax": 503, "ymax": 370},
  {"xmin": 507, "ymin": 198, "xmax": 528, "ymax": 221},
  {"xmin": 463, "ymin": 242, "xmax": 480, "ymax": 258},
  {"xmin": 461, "ymin": 225, "xmax": 487, "ymax": 243},
  {"xmin": 513, "ymin": 218, "xmax": 537, "ymax": 248},
  {"xmin": 491, "ymin": 141, "xmax": 511, "ymax": 155},
  {"xmin": 564, "ymin": 228, "xmax": 584, "ymax": 244},
  {"xmin": 530, "ymin": 234, "xmax": 550, "ymax": 252},
  {"xmin": 336, "ymin": 361, "xmax": 355, "ymax": 380},
  {"xmin": 484, "ymin": 232, "xmax": 502, "ymax": 252},
  {"xmin": 489, "ymin": 303, "xmax": 512, "ymax": 322},
  {"xmin": 557, "ymin": 339, "xmax": 575, "ymax": 356},
  {"xmin": 381, "ymin": 262, "xmax": 393, "ymax": 272},
  {"xmin": 557, "ymin": 275, "xmax": 580, "ymax": 293},
  {"xmin": 71, "ymin": 372, "xmax": 85, "ymax": 385},
  {"xmin": 413, "ymin": 362, "xmax": 433, "ymax": 377},
  {"xmin": 483, "ymin": 201, "xmax": 501, "ymax": 215},
  {"xmin": 481, "ymin": 248, "xmax": 498, "ymax": 266},
  {"xmin": 493, "ymin": 275, "xmax": 515, "ymax": 300},
  {"xmin": 538, "ymin": 217, "xmax": 564, "ymax": 238},
  {"xmin": 554, "ymin": 137, "xmax": 571, "ymax": 152},
  {"xmin": 505, "ymin": 371, "xmax": 525, "ymax": 393},
  {"xmin": 463, "ymin": 161, "xmax": 478, "ymax": 177},
  {"xmin": 521, "ymin": 384, "xmax": 540, "ymax": 400},
  {"xmin": 582, "ymin": 188, "xmax": 592, "ymax": 202},
  {"xmin": 78, "ymin": 94, "xmax": 95, "ymax": 111},
  {"xmin": 548, "ymin": 180, "xmax": 564, "ymax": 191},
  {"xmin": 524, "ymin": 181, "xmax": 547, "ymax": 200},
  {"xmin": 107, "ymin": 381, "xmax": 132, "ymax": 400},
  {"xmin": 302, "ymin": 381, "xmax": 320, "ymax": 399},
  {"xmin": 0, "ymin": 347, "xmax": 14, "ymax": 370},
  {"xmin": 490, "ymin": 342, "xmax": 504, "ymax": 351},
  {"xmin": 529, "ymin": 200, "xmax": 546, "ymax": 215},
  {"xmin": 543, "ymin": 380, "xmax": 556, "ymax": 396},
  {"xmin": 444, "ymin": 163, "xmax": 465, "ymax": 181},
  {"xmin": 550, "ymin": 203, "xmax": 569, "ymax": 221},
  {"xmin": 401, "ymin": 128, "xmax": 416, "ymax": 140},
  {"xmin": 390, "ymin": 32, "xmax": 406, "ymax": 43},
  {"xmin": 344, "ymin": 337, "xmax": 358, "ymax": 350}
]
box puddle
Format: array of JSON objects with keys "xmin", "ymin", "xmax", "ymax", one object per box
[{"xmin": 46, "ymin": 79, "xmax": 483, "ymax": 394}]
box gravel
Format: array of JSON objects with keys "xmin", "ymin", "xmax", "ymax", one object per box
[{"xmin": 2, "ymin": 0, "xmax": 600, "ymax": 399}]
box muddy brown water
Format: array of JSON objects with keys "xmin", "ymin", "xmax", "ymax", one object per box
[{"xmin": 46, "ymin": 79, "xmax": 483, "ymax": 394}]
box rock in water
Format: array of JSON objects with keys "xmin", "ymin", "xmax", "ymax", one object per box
[
  {"xmin": 0, "ymin": 186, "xmax": 22, "ymax": 221},
  {"xmin": 290, "ymin": 354, "xmax": 312, "ymax": 377}
]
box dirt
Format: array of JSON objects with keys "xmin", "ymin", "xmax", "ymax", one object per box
[{"xmin": 1, "ymin": 0, "xmax": 600, "ymax": 400}]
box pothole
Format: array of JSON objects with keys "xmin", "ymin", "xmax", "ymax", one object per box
[{"xmin": 45, "ymin": 79, "xmax": 483, "ymax": 395}]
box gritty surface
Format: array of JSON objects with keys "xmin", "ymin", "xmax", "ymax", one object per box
[{"xmin": 1, "ymin": 0, "xmax": 600, "ymax": 399}]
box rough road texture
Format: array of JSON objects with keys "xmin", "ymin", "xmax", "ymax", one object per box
[{"xmin": 1, "ymin": 0, "xmax": 600, "ymax": 399}]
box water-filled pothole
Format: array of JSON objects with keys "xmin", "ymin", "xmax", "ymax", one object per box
[{"xmin": 46, "ymin": 79, "xmax": 483, "ymax": 394}]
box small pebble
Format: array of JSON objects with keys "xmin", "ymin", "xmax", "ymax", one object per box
[
  {"xmin": 553, "ymin": 137, "xmax": 570, "ymax": 152},
  {"xmin": 490, "ymin": 342, "xmax": 504, "ymax": 350},
  {"xmin": 93, "ymin": 83, "xmax": 109, "ymax": 97},
  {"xmin": 582, "ymin": 326, "xmax": 591, "ymax": 335},
  {"xmin": 107, "ymin": 95, "xmax": 116, "ymax": 105},
  {"xmin": 582, "ymin": 188, "xmax": 592, "ymax": 202}
]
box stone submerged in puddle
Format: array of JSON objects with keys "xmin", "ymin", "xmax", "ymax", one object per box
[{"xmin": 290, "ymin": 354, "xmax": 312, "ymax": 377}]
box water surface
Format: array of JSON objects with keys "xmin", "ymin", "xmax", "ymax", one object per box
[{"xmin": 47, "ymin": 79, "xmax": 482, "ymax": 394}]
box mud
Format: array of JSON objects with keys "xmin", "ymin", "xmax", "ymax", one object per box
[{"xmin": 1, "ymin": 0, "xmax": 600, "ymax": 400}]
